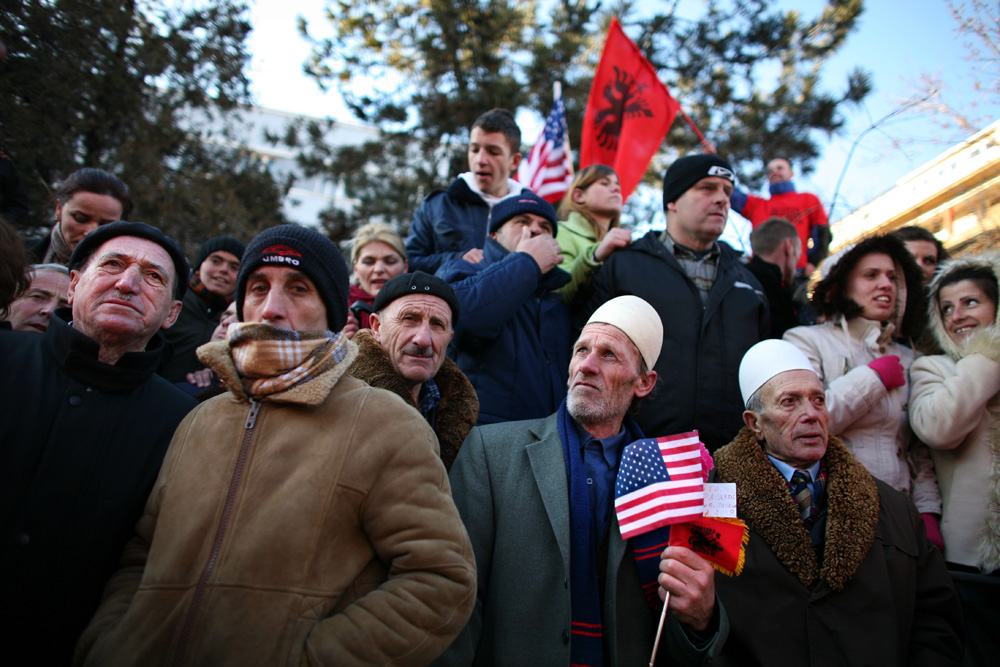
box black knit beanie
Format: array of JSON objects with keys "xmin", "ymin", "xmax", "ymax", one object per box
[
  {"xmin": 236, "ymin": 225, "xmax": 350, "ymax": 331},
  {"xmin": 68, "ymin": 220, "xmax": 189, "ymax": 300},
  {"xmin": 488, "ymin": 191, "xmax": 558, "ymax": 235},
  {"xmin": 373, "ymin": 271, "xmax": 461, "ymax": 327},
  {"xmin": 662, "ymin": 154, "xmax": 735, "ymax": 208},
  {"xmin": 194, "ymin": 236, "xmax": 246, "ymax": 271}
]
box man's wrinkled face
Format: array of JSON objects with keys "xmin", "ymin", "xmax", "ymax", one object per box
[
  {"xmin": 491, "ymin": 213, "xmax": 554, "ymax": 253},
  {"xmin": 567, "ymin": 323, "xmax": 653, "ymax": 427},
  {"xmin": 744, "ymin": 370, "xmax": 829, "ymax": 469},
  {"xmin": 68, "ymin": 237, "xmax": 181, "ymax": 347},
  {"xmin": 371, "ymin": 294, "xmax": 453, "ymax": 389},
  {"xmin": 666, "ymin": 176, "xmax": 732, "ymax": 251},
  {"xmin": 242, "ymin": 266, "xmax": 328, "ymax": 331},
  {"xmin": 7, "ymin": 269, "xmax": 70, "ymax": 333}
]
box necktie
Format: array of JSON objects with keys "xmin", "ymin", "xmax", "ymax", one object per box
[{"xmin": 791, "ymin": 469, "xmax": 812, "ymax": 522}]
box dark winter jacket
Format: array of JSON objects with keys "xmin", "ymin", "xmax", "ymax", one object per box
[
  {"xmin": 747, "ymin": 254, "xmax": 798, "ymax": 339},
  {"xmin": 159, "ymin": 287, "xmax": 226, "ymax": 383},
  {"xmin": 579, "ymin": 231, "xmax": 768, "ymax": 451},
  {"xmin": 710, "ymin": 427, "xmax": 963, "ymax": 666},
  {"xmin": 347, "ymin": 329, "xmax": 479, "ymax": 470},
  {"xmin": 438, "ymin": 237, "xmax": 571, "ymax": 425},
  {"xmin": 26, "ymin": 230, "xmax": 52, "ymax": 263},
  {"xmin": 406, "ymin": 177, "xmax": 491, "ymax": 274},
  {"xmin": 0, "ymin": 310, "xmax": 196, "ymax": 664}
]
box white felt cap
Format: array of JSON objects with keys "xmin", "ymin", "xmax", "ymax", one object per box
[
  {"xmin": 586, "ymin": 295, "xmax": 663, "ymax": 369},
  {"xmin": 739, "ymin": 339, "xmax": 816, "ymax": 407}
]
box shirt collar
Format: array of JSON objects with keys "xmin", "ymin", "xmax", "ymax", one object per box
[
  {"xmin": 660, "ymin": 230, "xmax": 720, "ymax": 260},
  {"xmin": 572, "ymin": 417, "xmax": 627, "ymax": 468},
  {"xmin": 767, "ymin": 454, "xmax": 821, "ymax": 483}
]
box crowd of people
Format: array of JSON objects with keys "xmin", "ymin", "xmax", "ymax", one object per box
[{"xmin": 0, "ymin": 106, "xmax": 995, "ymax": 666}]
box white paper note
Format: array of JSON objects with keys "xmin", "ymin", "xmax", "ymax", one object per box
[{"xmin": 703, "ymin": 483, "xmax": 737, "ymax": 518}]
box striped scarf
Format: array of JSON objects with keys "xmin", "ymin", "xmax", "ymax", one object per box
[
  {"xmin": 189, "ymin": 273, "xmax": 233, "ymax": 311},
  {"xmin": 227, "ymin": 322, "xmax": 348, "ymax": 400},
  {"xmin": 557, "ymin": 401, "xmax": 649, "ymax": 667}
]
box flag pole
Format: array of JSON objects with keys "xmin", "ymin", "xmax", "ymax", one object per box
[
  {"xmin": 678, "ymin": 108, "xmax": 706, "ymax": 144},
  {"xmin": 554, "ymin": 81, "xmax": 574, "ymax": 176},
  {"xmin": 648, "ymin": 591, "xmax": 670, "ymax": 667}
]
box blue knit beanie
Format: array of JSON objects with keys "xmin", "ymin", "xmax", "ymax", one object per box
[
  {"xmin": 236, "ymin": 225, "xmax": 350, "ymax": 331},
  {"xmin": 488, "ymin": 191, "xmax": 558, "ymax": 235}
]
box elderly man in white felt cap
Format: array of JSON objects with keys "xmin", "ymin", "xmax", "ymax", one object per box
[
  {"xmin": 706, "ymin": 339, "xmax": 963, "ymax": 666},
  {"xmin": 436, "ymin": 295, "xmax": 727, "ymax": 667}
]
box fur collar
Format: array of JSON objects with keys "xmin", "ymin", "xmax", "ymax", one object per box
[
  {"xmin": 196, "ymin": 337, "xmax": 358, "ymax": 406},
  {"xmin": 927, "ymin": 251, "xmax": 1000, "ymax": 360},
  {"xmin": 926, "ymin": 253, "xmax": 1000, "ymax": 570},
  {"xmin": 346, "ymin": 330, "xmax": 479, "ymax": 470},
  {"xmin": 714, "ymin": 428, "xmax": 880, "ymax": 591}
]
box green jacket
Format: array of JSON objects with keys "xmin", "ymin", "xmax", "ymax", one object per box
[{"xmin": 555, "ymin": 211, "xmax": 602, "ymax": 303}]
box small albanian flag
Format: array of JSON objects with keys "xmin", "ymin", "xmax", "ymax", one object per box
[{"xmin": 669, "ymin": 516, "xmax": 749, "ymax": 576}]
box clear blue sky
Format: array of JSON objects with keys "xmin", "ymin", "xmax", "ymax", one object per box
[{"xmin": 246, "ymin": 0, "xmax": 999, "ymax": 225}]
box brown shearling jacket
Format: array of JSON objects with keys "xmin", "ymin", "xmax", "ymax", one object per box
[{"xmin": 76, "ymin": 340, "xmax": 477, "ymax": 666}]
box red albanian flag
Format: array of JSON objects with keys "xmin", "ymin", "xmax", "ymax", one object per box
[
  {"xmin": 669, "ymin": 516, "xmax": 749, "ymax": 577},
  {"xmin": 580, "ymin": 17, "xmax": 680, "ymax": 200}
]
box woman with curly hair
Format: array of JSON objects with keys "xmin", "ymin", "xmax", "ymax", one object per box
[{"xmin": 783, "ymin": 233, "xmax": 943, "ymax": 546}]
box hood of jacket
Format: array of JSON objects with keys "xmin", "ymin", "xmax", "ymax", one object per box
[
  {"xmin": 812, "ymin": 234, "xmax": 926, "ymax": 339},
  {"xmin": 926, "ymin": 251, "xmax": 1000, "ymax": 361}
]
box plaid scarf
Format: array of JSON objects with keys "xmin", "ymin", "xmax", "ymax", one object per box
[{"xmin": 227, "ymin": 322, "xmax": 348, "ymax": 400}]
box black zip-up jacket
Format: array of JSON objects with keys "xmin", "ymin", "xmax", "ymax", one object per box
[
  {"xmin": 578, "ymin": 231, "xmax": 769, "ymax": 451},
  {"xmin": 0, "ymin": 311, "xmax": 196, "ymax": 663}
]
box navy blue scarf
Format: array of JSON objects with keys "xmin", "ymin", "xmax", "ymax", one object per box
[
  {"xmin": 769, "ymin": 180, "xmax": 797, "ymax": 195},
  {"xmin": 557, "ymin": 400, "xmax": 647, "ymax": 667}
]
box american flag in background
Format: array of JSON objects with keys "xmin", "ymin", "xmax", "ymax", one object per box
[
  {"xmin": 615, "ymin": 431, "xmax": 705, "ymax": 540},
  {"xmin": 516, "ymin": 89, "xmax": 574, "ymax": 204}
]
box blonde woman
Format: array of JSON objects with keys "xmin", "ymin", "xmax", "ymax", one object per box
[
  {"xmin": 555, "ymin": 165, "xmax": 632, "ymax": 296},
  {"xmin": 344, "ymin": 222, "xmax": 408, "ymax": 337}
]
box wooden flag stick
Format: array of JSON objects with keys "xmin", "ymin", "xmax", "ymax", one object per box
[{"xmin": 648, "ymin": 590, "xmax": 670, "ymax": 667}]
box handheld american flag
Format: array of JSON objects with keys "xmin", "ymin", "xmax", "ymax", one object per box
[
  {"xmin": 615, "ymin": 431, "xmax": 705, "ymax": 540},
  {"xmin": 516, "ymin": 85, "xmax": 574, "ymax": 203}
]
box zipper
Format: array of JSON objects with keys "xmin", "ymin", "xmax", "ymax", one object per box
[{"xmin": 173, "ymin": 399, "xmax": 261, "ymax": 665}]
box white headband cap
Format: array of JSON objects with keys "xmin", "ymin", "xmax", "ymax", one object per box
[
  {"xmin": 739, "ymin": 339, "xmax": 816, "ymax": 407},
  {"xmin": 585, "ymin": 295, "xmax": 663, "ymax": 368}
]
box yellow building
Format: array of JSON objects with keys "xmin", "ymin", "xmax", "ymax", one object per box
[{"xmin": 832, "ymin": 118, "xmax": 1000, "ymax": 257}]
